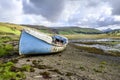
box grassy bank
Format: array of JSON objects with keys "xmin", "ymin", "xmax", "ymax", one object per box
[
  {"xmin": 74, "ymin": 41, "xmax": 120, "ymax": 46},
  {"xmin": 63, "ymin": 34, "xmax": 107, "ymax": 39},
  {"xmin": 0, "ymin": 23, "xmax": 23, "ymax": 35},
  {"xmin": 63, "ymin": 34, "xmax": 120, "ymax": 39}
]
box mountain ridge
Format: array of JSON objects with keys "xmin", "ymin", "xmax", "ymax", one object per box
[{"xmin": 0, "ymin": 22, "xmax": 120, "ymax": 36}]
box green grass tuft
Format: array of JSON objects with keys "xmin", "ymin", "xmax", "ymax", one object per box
[
  {"xmin": 93, "ymin": 68, "xmax": 103, "ymax": 73},
  {"xmin": 79, "ymin": 65, "xmax": 86, "ymax": 71},
  {"xmin": 21, "ymin": 64, "xmax": 35, "ymax": 72},
  {"xmin": 0, "ymin": 62, "xmax": 26, "ymax": 80},
  {"xmin": 100, "ymin": 61, "xmax": 107, "ymax": 65},
  {"xmin": 0, "ymin": 44, "xmax": 14, "ymax": 57}
]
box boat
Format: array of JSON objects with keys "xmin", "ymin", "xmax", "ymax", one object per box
[{"xmin": 19, "ymin": 28, "xmax": 68, "ymax": 55}]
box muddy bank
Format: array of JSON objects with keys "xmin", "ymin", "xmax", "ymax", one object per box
[
  {"xmin": 1, "ymin": 43, "xmax": 119, "ymax": 80},
  {"xmin": 70, "ymin": 38, "xmax": 120, "ymax": 57}
]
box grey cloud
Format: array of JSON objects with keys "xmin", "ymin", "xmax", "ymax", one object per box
[
  {"xmin": 86, "ymin": 0, "xmax": 100, "ymax": 7},
  {"xmin": 22, "ymin": 0, "xmax": 65, "ymax": 21},
  {"xmin": 110, "ymin": 0, "xmax": 120, "ymax": 15},
  {"xmin": 0, "ymin": 0, "xmax": 120, "ymax": 28},
  {"xmin": 22, "ymin": 0, "xmax": 120, "ymax": 27},
  {"xmin": 82, "ymin": 0, "xmax": 120, "ymax": 16},
  {"xmin": 68, "ymin": 15, "xmax": 120, "ymax": 28},
  {"xmin": 68, "ymin": 0, "xmax": 120, "ymax": 27},
  {"xmin": 97, "ymin": 17, "xmax": 120, "ymax": 27}
]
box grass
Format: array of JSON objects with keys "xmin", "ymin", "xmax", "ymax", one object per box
[
  {"xmin": 0, "ymin": 22, "xmax": 24, "ymax": 36},
  {"xmin": 63, "ymin": 33, "xmax": 120, "ymax": 39},
  {"xmin": 55, "ymin": 27, "xmax": 101, "ymax": 35},
  {"xmin": 74, "ymin": 41, "xmax": 120, "ymax": 48},
  {"xmin": 0, "ymin": 44, "xmax": 14, "ymax": 57},
  {"xmin": 0, "ymin": 22, "xmax": 23, "ymax": 30},
  {"xmin": 107, "ymin": 51, "xmax": 120, "ymax": 56},
  {"xmin": 74, "ymin": 42, "xmax": 105, "ymax": 45},
  {"xmin": 70, "ymin": 43, "xmax": 105, "ymax": 54},
  {"xmin": 74, "ymin": 41, "xmax": 111, "ymax": 45},
  {"xmin": 93, "ymin": 61, "xmax": 107, "ymax": 73},
  {"xmin": 0, "ymin": 62, "xmax": 26, "ymax": 80},
  {"xmin": 100, "ymin": 61, "xmax": 107, "ymax": 65},
  {"xmin": 79, "ymin": 65, "xmax": 86, "ymax": 71},
  {"xmin": 117, "ymin": 33, "xmax": 120, "ymax": 35},
  {"xmin": 0, "ymin": 36, "xmax": 18, "ymax": 57},
  {"xmin": 93, "ymin": 68, "xmax": 103, "ymax": 73},
  {"xmin": 0, "ymin": 36, "xmax": 13, "ymax": 43},
  {"xmin": 21, "ymin": 64, "xmax": 35, "ymax": 72},
  {"xmin": 0, "ymin": 26, "xmax": 21, "ymax": 35},
  {"xmin": 39, "ymin": 29, "xmax": 52, "ymax": 34},
  {"xmin": 59, "ymin": 30, "xmax": 75, "ymax": 35},
  {"xmin": 64, "ymin": 34, "xmax": 108, "ymax": 39},
  {"xmin": 0, "ymin": 36, "xmax": 19, "ymax": 57}
]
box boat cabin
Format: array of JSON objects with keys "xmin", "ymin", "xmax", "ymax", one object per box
[{"xmin": 52, "ymin": 35, "xmax": 67, "ymax": 46}]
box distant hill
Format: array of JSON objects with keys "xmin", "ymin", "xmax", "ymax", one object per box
[
  {"xmin": 51, "ymin": 27, "xmax": 102, "ymax": 34},
  {"xmin": 22, "ymin": 25, "xmax": 102, "ymax": 34},
  {"xmin": 107, "ymin": 29, "xmax": 120, "ymax": 36},
  {"xmin": 0, "ymin": 22, "xmax": 102, "ymax": 35},
  {"xmin": 102, "ymin": 28, "xmax": 113, "ymax": 33},
  {"xmin": 21, "ymin": 24, "xmax": 54, "ymax": 34}
]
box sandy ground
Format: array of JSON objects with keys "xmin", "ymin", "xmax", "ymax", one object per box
[{"xmin": 6, "ymin": 43, "xmax": 119, "ymax": 80}]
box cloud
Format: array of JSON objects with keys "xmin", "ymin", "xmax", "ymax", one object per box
[
  {"xmin": 20, "ymin": 0, "xmax": 120, "ymax": 27},
  {"xmin": 0, "ymin": 0, "xmax": 23, "ymax": 23},
  {"xmin": 59, "ymin": 0, "xmax": 120, "ymax": 28},
  {"xmin": 22, "ymin": 0, "xmax": 65, "ymax": 21},
  {"xmin": 61, "ymin": 0, "xmax": 113, "ymax": 27},
  {"xmin": 110, "ymin": 0, "xmax": 120, "ymax": 15},
  {"xmin": 0, "ymin": 0, "xmax": 120, "ymax": 29}
]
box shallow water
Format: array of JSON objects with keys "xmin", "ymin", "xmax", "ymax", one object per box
[
  {"xmin": 75, "ymin": 43, "xmax": 120, "ymax": 52},
  {"xmin": 71, "ymin": 38, "xmax": 120, "ymax": 53},
  {"xmin": 71, "ymin": 38, "xmax": 120, "ymax": 42}
]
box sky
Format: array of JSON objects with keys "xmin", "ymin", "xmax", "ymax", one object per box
[{"xmin": 0, "ymin": 0, "xmax": 120, "ymax": 30}]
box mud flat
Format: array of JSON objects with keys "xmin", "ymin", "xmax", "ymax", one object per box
[{"xmin": 1, "ymin": 42, "xmax": 119, "ymax": 80}]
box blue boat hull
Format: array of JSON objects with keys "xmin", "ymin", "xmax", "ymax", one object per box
[
  {"xmin": 19, "ymin": 29, "xmax": 68, "ymax": 55},
  {"xmin": 19, "ymin": 31, "xmax": 52, "ymax": 55}
]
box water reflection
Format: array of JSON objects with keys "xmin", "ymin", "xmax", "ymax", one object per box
[
  {"xmin": 72, "ymin": 38, "xmax": 120, "ymax": 53},
  {"xmin": 75, "ymin": 43, "xmax": 120, "ymax": 52},
  {"xmin": 71, "ymin": 38, "xmax": 120, "ymax": 42}
]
